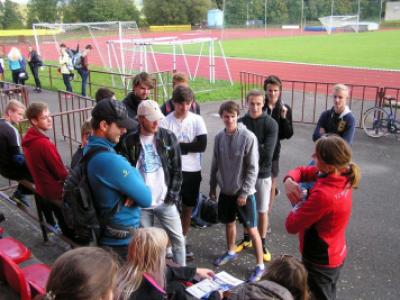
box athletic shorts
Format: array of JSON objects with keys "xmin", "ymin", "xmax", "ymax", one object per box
[
  {"xmin": 255, "ymin": 177, "xmax": 272, "ymax": 213},
  {"xmin": 180, "ymin": 171, "xmax": 202, "ymax": 207},
  {"xmin": 271, "ymin": 159, "xmax": 280, "ymax": 178},
  {"xmin": 218, "ymin": 193, "xmax": 257, "ymax": 228}
]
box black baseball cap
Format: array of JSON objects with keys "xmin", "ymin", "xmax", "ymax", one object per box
[{"xmin": 91, "ymin": 99, "xmax": 136, "ymax": 130}]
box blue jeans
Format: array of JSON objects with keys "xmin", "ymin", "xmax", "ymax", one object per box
[
  {"xmin": 141, "ymin": 203, "xmax": 186, "ymax": 266},
  {"xmin": 62, "ymin": 74, "xmax": 72, "ymax": 92},
  {"xmin": 78, "ymin": 69, "xmax": 89, "ymax": 96}
]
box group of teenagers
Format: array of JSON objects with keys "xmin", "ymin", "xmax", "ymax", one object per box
[
  {"xmin": 0, "ymin": 43, "xmax": 92, "ymax": 96},
  {"xmin": 58, "ymin": 43, "xmax": 93, "ymax": 96},
  {"xmin": 0, "ymin": 46, "xmax": 43, "ymax": 92},
  {"xmin": 0, "ymin": 71, "xmax": 361, "ymax": 300}
]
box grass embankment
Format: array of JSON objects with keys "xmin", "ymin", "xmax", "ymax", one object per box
[{"xmin": 3, "ymin": 66, "xmax": 240, "ymax": 103}]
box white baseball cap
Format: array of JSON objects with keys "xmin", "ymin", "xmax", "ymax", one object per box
[{"xmin": 137, "ymin": 100, "xmax": 164, "ymax": 122}]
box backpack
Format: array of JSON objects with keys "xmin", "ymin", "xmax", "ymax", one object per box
[
  {"xmin": 191, "ymin": 193, "xmax": 212, "ymax": 228},
  {"xmin": 62, "ymin": 146, "xmax": 112, "ymax": 245},
  {"xmin": 199, "ymin": 195, "xmax": 219, "ymax": 224},
  {"xmin": 72, "ymin": 52, "xmax": 82, "ymax": 69}
]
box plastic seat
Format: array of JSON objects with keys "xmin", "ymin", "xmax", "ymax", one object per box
[
  {"xmin": 0, "ymin": 252, "xmax": 32, "ymax": 300},
  {"xmin": 0, "ymin": 252, "xmax": 50, "ymax": 300},
  {"xmin": 0, "ymin": 237, "xmax": 31, "ymax": 264},
  {"xmin": 22, "ymin": 263, "xmax": 51, "ymax": 295}
]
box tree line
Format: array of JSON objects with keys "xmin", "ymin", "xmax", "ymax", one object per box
[
  {"xmin": 225, "ymin": 0, "xmax": 384, "ymax": 26},
  {"xmin": 0, "ymin": 0, "xmax": 389, "ymax": 30}
]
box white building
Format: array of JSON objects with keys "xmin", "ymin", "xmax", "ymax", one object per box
[{"xmin": 385, "ymin": 1, "xmax": 400, "ymax": 21}]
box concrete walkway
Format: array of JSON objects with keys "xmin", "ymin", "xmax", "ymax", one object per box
[{"xmin": 1, "ymin": 86, "xmax": 399, "ymax": 299}]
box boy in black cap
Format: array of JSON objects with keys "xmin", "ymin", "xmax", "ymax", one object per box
[{"xmin": 85, "ymin": 99, "xmax": 152, "ymax": 259}]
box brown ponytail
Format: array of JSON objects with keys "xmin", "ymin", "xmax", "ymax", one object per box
[
  {"xmin": 315, "ymin": 135, "xmax": 361, "ymax": 188},
  {"xmin": 346, "ymin": 162, "xmax": 361, "ymax": 188}
]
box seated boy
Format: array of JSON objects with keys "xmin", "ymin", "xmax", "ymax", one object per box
[
  {"xmin": 209, "ymin": 101, "xmax": 264, "ymax": 282},
  {"xmin": 0, "ymin": 100, "xmax": 32, "ymax": 206},
  {"xmin": 70, "ymin": 119, "xmax": 92, "ymax": 169}
]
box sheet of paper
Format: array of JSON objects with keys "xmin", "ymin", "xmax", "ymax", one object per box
[{"xmin": 186, "ymin": 271, "xmax": 244, "ymax": 299}]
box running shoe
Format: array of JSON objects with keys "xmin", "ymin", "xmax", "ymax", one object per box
[
  {"xmin": 214, "ymin": 252, "xmax": 238, "ymax": 267},
  {"xmin": 234, "ymin": 239, "xmax": 253, "ymax": 253},
  {"xmin": 263, "ymin": 246, "xmax": 272, "ymax": 262},
  {"xmin": 10, "ymin": 191, "xmax": 30, "ymax": 207},
  {"xmin": 186, "ymin": 245, "xmax": 194, "ymax": 260},
  {"xmin": 248, "ymin": 265, "xmax": 265, "ymax": 283}
]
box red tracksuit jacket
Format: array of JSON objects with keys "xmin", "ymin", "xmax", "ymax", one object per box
[
  {"xmin": 22, "ymin": 127, "xmax": 68, "ymax": 204},
  {"xmin": 285, "ymin": 166, "xmax": 352, "ymax": 268}
]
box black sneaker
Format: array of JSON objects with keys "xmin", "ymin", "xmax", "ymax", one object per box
[{"xmin": 10, "ymin": 191, "xmax": 30, "ymax": 207}]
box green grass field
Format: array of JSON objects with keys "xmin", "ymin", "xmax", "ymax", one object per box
[
  {"xmin": 3, "ymin": 66, "xmax": 240, "ymax": 103},
  {"xmin": 153, "ymin": 30, "xmax": 400, "ymax": 70}
]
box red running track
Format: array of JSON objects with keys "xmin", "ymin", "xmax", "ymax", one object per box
[{"xmin": 3, "ymin": 28, "xmax": 399, "ymax": 89}]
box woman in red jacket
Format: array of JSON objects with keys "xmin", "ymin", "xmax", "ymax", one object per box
[{"xmin": 283, "ymin": 135, "xmax": 360, "ymax": 300}]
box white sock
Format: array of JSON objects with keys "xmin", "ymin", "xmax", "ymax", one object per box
[
  {"xmin": 228, "ymin": 250, "xmax": 236, "ymax": 255},
  {"xmin": 257, "ymin": 263, "xmax": 265, "ymax": 270}
]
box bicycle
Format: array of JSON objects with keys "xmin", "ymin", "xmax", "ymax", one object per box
[{"xmin": 362, "ymin": 96, "xmax": 400, "ymax": 138}]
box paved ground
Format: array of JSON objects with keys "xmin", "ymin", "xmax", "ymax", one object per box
[{"xmin": 1, "ymin": 86, "xmax": 400, "ymax": 299}]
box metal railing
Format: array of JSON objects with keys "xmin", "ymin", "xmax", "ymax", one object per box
[
  {"xmin": 37, "ymin": 64, "xmax": 173, "ymax": 103},
  {"xmin": 239, "ymin": 71, "xmax": 396, "ymax": 128},
  {"xmin": 0, "ymin": 106, "xmax": 93, "ymax": 192},
  {"xmin": 0, "ymin": 81, "xmax": 29, "ymax": 113},
  {"xmin": 0, "ymin": 106, "xmax": 94, "ymax": 248}
]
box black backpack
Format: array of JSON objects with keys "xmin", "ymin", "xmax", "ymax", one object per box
[
  {"xmin": 62, "ymin": 146, "xmax": 111, "ymax": 245},
  {"xmin": 199, "ymin": 196, "xmax": 219, "ymax": 224}
]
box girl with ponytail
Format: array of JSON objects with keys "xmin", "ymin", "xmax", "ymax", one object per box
[{"xmin": 283, "ymin": 135, "xmax": 360, "ymax": 300}]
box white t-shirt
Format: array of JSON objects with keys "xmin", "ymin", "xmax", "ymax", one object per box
[
  {"xmin": 136, "ymin": 134, "xmax": 168, "ymax": 208},
  {"xmin": 160, "ymin": 112, "xmax": 207, "ymax": 172}
]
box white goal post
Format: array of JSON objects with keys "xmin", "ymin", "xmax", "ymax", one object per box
[{"xmin": 32, "ymin": 21, "xmax": 141, "ymax": 88}]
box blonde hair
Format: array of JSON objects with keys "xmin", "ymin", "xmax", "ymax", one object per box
[
  {"xmin": 116, "ymin": 227, "xmax": 168, "ymax": 300},
  {"xmin": 7, "ymin": 47, "xmax": 22, "ymax": 61},
  {"xmin": 315, "ymin": 135, "xmax": 361, "ymax": 188},
  {"xmin": 4, "ymin": 99, "xmax": 26, "ymax": 116},
  {"xmin": 333, "ymin": 83, "xmax": 349, "ymax": 96}
]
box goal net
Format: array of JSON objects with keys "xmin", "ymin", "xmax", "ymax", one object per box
[{"xmin": 318, "ymin": 15, "xmax": 359, "ymax": 34}]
